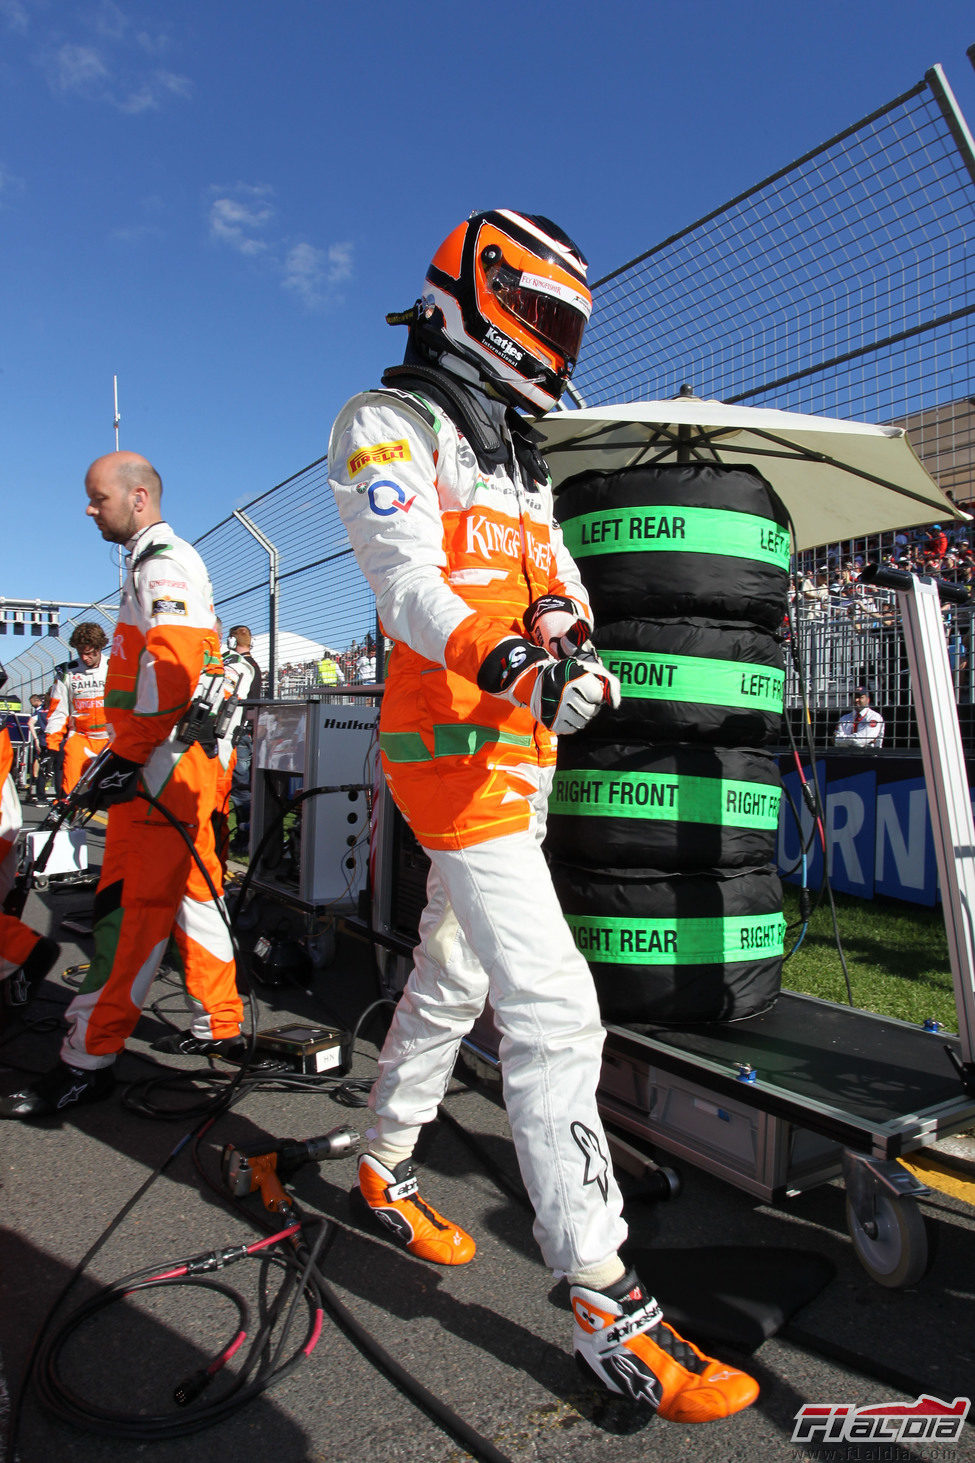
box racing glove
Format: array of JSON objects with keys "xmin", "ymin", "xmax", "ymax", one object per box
[
  {"xmin": 70, "ymin": 749, "xmax": 143, "ymax": 813},
  {"xmin": 477, "ymin": 637, "xmax": 621, "ymax": 735},
  {"xmin": 523, "ymin": 595, "xmax": 593, "ymax": 660}
]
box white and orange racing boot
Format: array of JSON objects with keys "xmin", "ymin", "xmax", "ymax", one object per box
[
  {"xmin": 570, "ymin": 1268, "xmax": 759, "ymax": 1422},
  {"xmin": 353, "ymin": 1154, "xmax": 476, "ymax": 1265}
]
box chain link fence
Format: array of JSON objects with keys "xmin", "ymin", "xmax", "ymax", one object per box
[{"xmin": 5, "ymin": 59, "xmax": 975, "ymax": 754}]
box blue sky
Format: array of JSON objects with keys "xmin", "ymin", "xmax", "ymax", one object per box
[{"xmin": 2, "ymin": 0, "xmax": 975, "ymax": 607}]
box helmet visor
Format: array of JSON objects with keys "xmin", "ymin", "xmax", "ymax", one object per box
[{"xmin": 490, "ymin": 267, "xmax": 590, "ymax": 364}]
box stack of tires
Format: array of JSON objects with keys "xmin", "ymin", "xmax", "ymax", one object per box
[{"xmin": 546, "ymin": 463, "xmax": 790, "ymax": 1024}]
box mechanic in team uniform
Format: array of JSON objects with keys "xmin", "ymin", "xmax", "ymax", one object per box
[
  {"xmin": 1, "ymin": 453, "xmax": 243, "ymax": 1117},
  {"xmin": 328, "ymin": 210, "xmax": 758, "ymax": 1423},
  {"xmin": 0, "ymin": 664, "xmax": 60, "ymax": 1000},
  {"xmin": 46, "ymin": 623, "xmax": 111, "ymax": 796}
]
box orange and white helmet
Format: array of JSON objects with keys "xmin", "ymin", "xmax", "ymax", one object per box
[{"xmin": 417, "ymin": 210, "xmax": 592, "ymax": 413}]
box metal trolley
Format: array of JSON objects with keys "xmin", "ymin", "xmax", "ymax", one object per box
[{"xmin": 460, "ymin": 569, "xmax": 975, "ymax": 1288}]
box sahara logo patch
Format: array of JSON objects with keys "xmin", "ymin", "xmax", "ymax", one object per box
[
  {"xmin": 367, "ymin": 479, "xmax": 417, "ymax": 517},
  {"xmin": 348, "ymin": 439, "xmax": 412, "ymax": 477},
  {"xmin": 151, "ymin": 598, "xmax": 187, "ymax": 616}
]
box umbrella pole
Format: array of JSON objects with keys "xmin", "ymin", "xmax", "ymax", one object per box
[{"xmin": 676, "ymin": 383, "xmax": 696, "ymax": 463}]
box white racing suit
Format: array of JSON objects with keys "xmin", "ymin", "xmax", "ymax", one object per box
[
  {"xmin": 329, "ymin": 374, "xmax": 627, "ymax": 1276},
  {"xmin": 46, "ymin": 653, "xmax": 110, "ymax": 794}
]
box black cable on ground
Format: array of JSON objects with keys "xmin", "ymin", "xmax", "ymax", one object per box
[
  {"xmin": 4, "ymin": 1119, "xmax": 206, "ymax": 1459},
  {"xmin": 32, "ymin": 1223, "xmax": 331, "ymax": 1440},
  {"xmin": 186, "ymin": 1120, "xmax": 518, "ymax": 1463}
]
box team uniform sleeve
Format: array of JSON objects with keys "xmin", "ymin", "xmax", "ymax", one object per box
[
  {"xmin": 328, "ymin": 395, "xmax": 526, "ymax": 681},
  {"xmin": 109, "ymin": 552, "xmax": 214, "ymax": 764},
  {"xmin": 45, "ymin": 675, "xmax": 69, "ymax": 750}
]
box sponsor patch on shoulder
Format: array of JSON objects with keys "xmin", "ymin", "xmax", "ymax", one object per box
[
  {"xmin": 348, "ymin": 439, "xmax": 412, "ymax": 477},
  {"xmin": 152, "ymin": 597, "xmax": 187, "ymax": 616}
]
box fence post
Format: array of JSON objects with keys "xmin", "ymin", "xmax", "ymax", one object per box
[{"xmin": 232, "ymin": 509, "xmax": 279, "ymax": 697}]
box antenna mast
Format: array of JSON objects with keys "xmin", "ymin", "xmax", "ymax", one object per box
[{"xmin": 113, "ymin": 374, "xmax": 120, "ymax": 451}]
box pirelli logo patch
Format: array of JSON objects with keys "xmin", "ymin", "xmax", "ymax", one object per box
[
  {"xmin": 348, "ymin": 439, "xmax": 411, "ymax": 476},
  {"xmin": 152, "ymin": 597, "xmax": 187, "ymax": 616}
]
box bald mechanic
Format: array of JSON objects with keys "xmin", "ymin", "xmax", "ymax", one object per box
[{"xmin": 1, "ymin": 453, "xmax": 243, "ymax": 1118}]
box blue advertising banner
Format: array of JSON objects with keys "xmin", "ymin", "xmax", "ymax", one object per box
[{"xmin": 777, "ymin": 755, "xmax": 950, "ymax": 908}]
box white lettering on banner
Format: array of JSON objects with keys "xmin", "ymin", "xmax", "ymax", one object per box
[
  {"xmin": 776, "ymin": 767, "xmax": 948, "ymax": 906},
  {"xmin": 825, "ymin": 790, "xmax": 866, "ymax": 885},
  {"xmin": 876, "ymin": 788, "xmax": 929, "ymax": 892}
]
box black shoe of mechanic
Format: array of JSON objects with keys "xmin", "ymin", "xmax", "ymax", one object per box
[
  {"xmin": 6, "ymin": 935, "xmax": 61, "ymax": 1008},
  {"xmin": 151, "ymin": 1030, "xmax": 246, "ymax": 1058},
  {"xmin": 0, "ymin": 1061, "xmax": 116, "ymax": 1119}
]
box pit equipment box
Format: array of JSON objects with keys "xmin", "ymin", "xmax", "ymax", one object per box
[
  {"xmin": 249, "ymin": 696, "xmax": 378, "ymax": 913},
  {"xmin": 21, "ymin": 827, "xmax": 89, "ymax": 887}
]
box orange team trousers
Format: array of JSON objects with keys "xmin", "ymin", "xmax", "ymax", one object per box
[
  {"xmin": 61, "ymin": 731, "xmax": 111, "ymax": 795},
  {"xmin": 63, "ymin": 740, "xmax": 242, "ymax": 1064}
]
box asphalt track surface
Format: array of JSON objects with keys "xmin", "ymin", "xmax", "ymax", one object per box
[{"xmin": 2, "ymin": 805, "xmax": 974, "ymax": 1463}]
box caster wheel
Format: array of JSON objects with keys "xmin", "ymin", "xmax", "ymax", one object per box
[
  {"xmin": 307, "ymin": 928, "xmax": 336, "ymax": 969},
  {"xmin": 845, "ymin": 1191, "xmax": 929, "ymax": 1288}
]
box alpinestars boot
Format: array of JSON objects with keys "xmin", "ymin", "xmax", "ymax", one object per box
[
  {"xmin": 353, "ymin": 1154, "xmax": 476, "ymax": 1265},
  {"xmin": 570, "ymin": 1269, "xmax": 758, "ymax": 1422}
]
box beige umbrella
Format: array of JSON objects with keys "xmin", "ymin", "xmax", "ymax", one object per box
[{"xmin": 535, "ymin": 395, "xmax": 967, "ymax": 551}]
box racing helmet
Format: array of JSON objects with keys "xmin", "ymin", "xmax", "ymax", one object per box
[{"xmin": 417, "ymin": 210, "xmax": 592, "ymax": 413}]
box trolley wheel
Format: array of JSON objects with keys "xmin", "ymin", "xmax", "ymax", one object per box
[
  {"xmin": 33, "ymin": 874, "xmax": 49, "ymax": 891},
  {"xmin": 307, "ymin": 927, "xmax": 336, "ymax": 969},
  {"xmin": 233, "ymin": 897, "xmax": 263, "ymax": 933},
  {"xmin": 845, "ymin": 1190, "xmax": 929, "ymax": 1288},
  {"xmin": 654, "ymin": 1165, "xmax": 682, "ymax": 1201}
]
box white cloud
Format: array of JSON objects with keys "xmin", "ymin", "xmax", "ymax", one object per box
[
  {"xmin": 0, "ymin": 0, "xmax": 29, "ymax": 35},
  {"xmin": 209, "ymin": 185, "xmax": 276, "ymax": 257},
  {"xmin": 210, "ymin": 185, "xmax": 353, "ymax": 311},
  {"xmin": 51, "ymin": 42, "xmax": 109, "ymax": 98},
  {"xmin": 36, "ymin": 4, "xmax": 191, "ymax": 112}
]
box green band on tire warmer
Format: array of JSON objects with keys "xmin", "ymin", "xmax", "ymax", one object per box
[
  {"xmin": 561, "ymin": 505, "xmax": 791, "ymax": 569},
  {"xmin": 566, "ymin": 912, "xmax": 787, "ymax": 965},
  {"xmin": 549, "ymin": 769, "xmax": 781, "ymax": 828},
  {"xmin": 602, "ymin": 651, "xmax": 784, "ymax": 712}
]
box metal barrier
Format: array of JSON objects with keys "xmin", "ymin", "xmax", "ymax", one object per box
[
  {"xmin": 6, "ymin": 57, "xmax": 975, "ymax": 755},
  {"xmin": 787, "ymin": 593, "xmax": 974, "ymax": 752},
  {"xmin": 1, "ymin": 598, "xmax": 119, "ymax": 706}
]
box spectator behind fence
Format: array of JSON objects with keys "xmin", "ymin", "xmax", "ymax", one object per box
[
  {"xmin": 317, "ymin": 647, "xmax": 345, "ymax": 687},
  {"xmin": 834, "ymin": 687, "xmax": 885, "ymax": 751},
  {"xmin": 222, "ymin": 624, "xmax": 260, "ymax": 858}
]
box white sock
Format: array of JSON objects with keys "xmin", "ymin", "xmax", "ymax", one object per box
[
  {"xmin": 568, "ymin": 1256, "xmax": 628, "ymax": 1292},
  {"xmin": 364, "ymin": 1141, "xmax": 415, "ymax": 1173}
]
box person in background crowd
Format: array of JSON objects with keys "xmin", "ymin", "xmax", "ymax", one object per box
[
  {"xmin": 834, "ymin": 687, "xmax": 885, "ymax": 750},
  {"xmin": 328, "ymin": 208, "xmax": 758, "ymax": 1424},
  {"xmin": 0, "ymin": 452, "xmax": 243, "ymax": 1117},
  {"xmin": 317, "ymin": 647, "xmax": 345, "ymax": 687},
  {"xmin": 26, "ymin": 694, "xmax": 51, "ymax": 804},
  {"xmin": 221, "ymin": 624, "xmax": 261, "ymax": 859}
]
